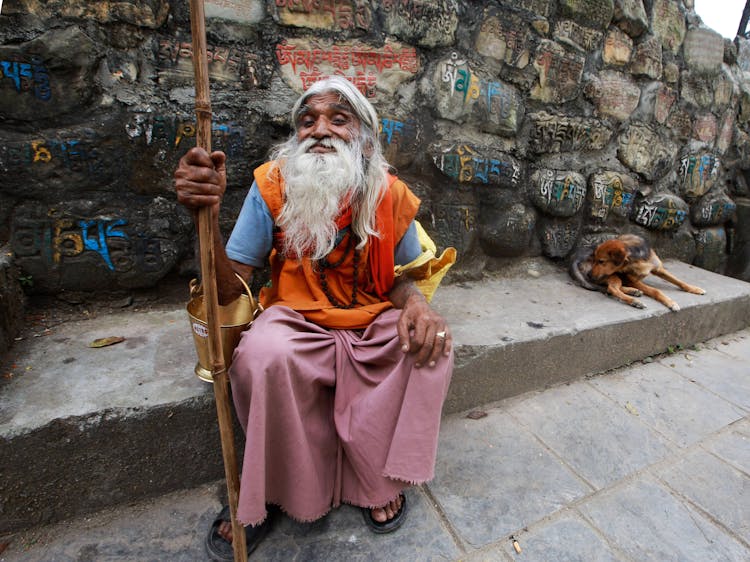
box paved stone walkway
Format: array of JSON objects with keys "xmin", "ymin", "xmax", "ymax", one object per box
[{"xmin": 2, "ymin": 329, "xmax": 748, "ymax": 561}]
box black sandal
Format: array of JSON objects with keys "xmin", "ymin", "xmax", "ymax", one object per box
[
  {"xmin": 362, "ymin": 493, "xmax": 408, "ymax": 534},
  {"xmin": 205, "ymin": 505, "xmax": 270, "ymax": 561}
]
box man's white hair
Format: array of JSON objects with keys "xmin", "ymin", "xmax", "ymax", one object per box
[{"xmin": 271, "ymin": 76, "xmax": 390, "ymax": 260}]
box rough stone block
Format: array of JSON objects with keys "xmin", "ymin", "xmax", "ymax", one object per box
[
  {"xmin": 0, "ymin": 246, "xmax": 25, "ymax": 355},
  {"xmin": 585, "ymin": 70, "xmax": 641, "ymax": 121},
  {"xmin": 553, "ymin": 19, "xmax": 603, "ymax": 52},
  {"xmin": 497, "ymin": 0, "xmax": 553, "ymax": 18},
  {"xmin": 694, "ymin": 226, "xmax": 727, "ymax": 272},
  {"xmin": 726, "ymin": 197, "xmax": 750, "ymax": 281},
  {"xmin": 529, "ymin": 169, "xmax": 586, "ymax": 217},
  {"xmin": 0, "ymin": 27, "xmax": 99, "ymax": 122},
  {"xmin": 603, "ymin": 28, "xmax": 633, "ymax": 66},
  {"xmin": 3, "ymin": 0, "xmax": 169, "ymax": 27},
  {"xmin": 612, "ymin": 0, "xmax": 648, "ymax": 37},
  {"xmin": 475, "ymin": 11, "xmax": 531, "ymax": 69},
  {"xmin": 10, "ymin": 198, "xmax": 192, "ymax": 292},
  {"xmin": 431, "ymin": 143, "xmax": 522, "ymax": 188},
  {"xmin": 531, "ymin": 40, "xmax": 585, "ymax": 104},
  {"xmin": 683, "ymin": 28, "xmax": 724, "ymax": 76},
  {"xmin": 716, "ymin": 112, "xmax": 735, "ymax": 154},
  {"xmin": 654, "ymin": 83, "xmax": 677, "ymax": 124},
  {"xmin": 479, "ymin": 204, "xmax": 536, "ymax": 257},
  {"xmin": 690, "ymin": 191, "xmax": 737, "ymax": 227},
  {"xmin": 630, "ymin": 35, "xmax": 662, "ymax": 79},
  {"xmin": 205, "ymin": 0, "xmax": 265, "ymax": 23},
  {"xmin": 633, "ymin": 193, "xmax": 689, "ymax": 231},
  {"xmin": 650, "ymin": 0, "xmax": 686, "ymax": 55},
  {"xmin": 558, "ymin": 0, "xmax": 614, "ymax": 30},
  {"xmin": 275, "ymin": 38, "xmax": 419, "ymax": 99},
  {"xmin": 617, "ymin": 123, "xmax": 677, "ymax": 180},
  {"xmin": 540, "ymin": 217, "xmax": 580, "ymax": 258},
  {"xmin": 528, "ymin": 112, "xmax": 612, "ymax": 153},
  {"xmin": 692, "ymin": 112, "xmax": 718, "ymax": 144},
  {"xmin": 273, "ymin": 0, "xmax": 371, "ymax": 31},
  {"xmin": 588, "ymin": 171, "xmax": 638, "ymax": 221},
  {"xmin": 435, "ymin": 54, "xmax": 523, "ymax": 135},
  {"xmin": 679, "ymin": 152, "xmax": 721, "ymax": 199},
  {"xmin": 381, "ymin": 0, "xmax": 458, "ymax": 48}
]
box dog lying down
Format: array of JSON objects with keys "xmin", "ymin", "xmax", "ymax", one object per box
[{"xmin": 569, "ymin": 234, "xmax": 706, "ymax": 311}]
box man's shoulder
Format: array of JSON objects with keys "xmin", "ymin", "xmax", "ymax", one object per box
[{"xmin": 253, "ymin": 161, "xmax": 284, "ymax": 217}]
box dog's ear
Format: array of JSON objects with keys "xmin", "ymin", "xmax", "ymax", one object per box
[{"xmin": 610, "ymin": 246, "xmax": 628, "ymax": 266}]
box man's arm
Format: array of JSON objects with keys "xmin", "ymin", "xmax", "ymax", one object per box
[
  {"xmin": 390, "ymin": 275, "xmax": 451, "ymax": 368},
  {"xmin": 175, "ymin": 147, "xmax": 250, "ymax": 304}
]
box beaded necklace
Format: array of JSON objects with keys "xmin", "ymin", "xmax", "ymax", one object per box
[{"xmin": 317, "ymin": 230, "xmax": 360, "ymax": 309}]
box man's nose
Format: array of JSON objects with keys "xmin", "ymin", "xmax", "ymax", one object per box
[{"xmin": 311, "ymin": 118, "xmax": 330, "ymax": 138}]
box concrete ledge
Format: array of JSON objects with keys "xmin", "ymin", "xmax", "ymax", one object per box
[
  {"xmin": 2, "ymin": 260, "xmax": 749, "ymax": 533},
  {"xmin": 434, "ymin": 260, "xmax": 750, "ymax": 414}
]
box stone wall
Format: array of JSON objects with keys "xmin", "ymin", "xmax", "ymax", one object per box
[{"xmin": 2, "ymin": 0, "xmax": 750, "ymax": 293}]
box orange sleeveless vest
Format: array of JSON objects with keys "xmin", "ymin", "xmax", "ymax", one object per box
[{"xmin": 252, "ymin": 161, "xmax": 420, "ymax": 329}]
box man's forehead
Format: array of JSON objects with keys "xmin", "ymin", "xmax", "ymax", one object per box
[{"xmin": 298, "ymin": 92, "xmax": 356, "ymax": 115}]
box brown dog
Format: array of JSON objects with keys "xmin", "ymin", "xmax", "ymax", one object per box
[{"xmin": 588, "ymin": 234, "xmax": 705, "ymax": 311}]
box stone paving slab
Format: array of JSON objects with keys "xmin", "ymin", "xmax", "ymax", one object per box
[
  {"xmin": 505, "ymin": 382, "xmax": 673, "ymax": 489},
  {"xmin": 588, "ymin": 361, "xmax": 746, "ymax": 448},
  {"xmin": 429, "ymin": 409, "xmax": 591, "ymax": 549},
  {"xmin": 2, "ymin": 330, "xmax": 749, "ymax": 561},
  {"xmin": 578, "ymin": 477, "xmax": 749, "ymax": 561},
  {"xmin": 656, "ymin": 449, "xmax": 750, "ymax": 544}
]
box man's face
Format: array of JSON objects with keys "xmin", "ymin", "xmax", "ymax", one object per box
[{"xmin": 295, "ymin": 92, "xmax": 361, "ymax": 154}]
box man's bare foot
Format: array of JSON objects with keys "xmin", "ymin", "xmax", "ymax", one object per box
[
  {"xmin": 370, "ymin": 495, "xmax": 403, "ymax": 523},
  {"xmin": 206, "ymin": 506, "xmax": 270, "ymax": 561},
  {"xmin": 217, "ymin": 520, "xmax": 233, "ymax": 543},
  {"xmin": 362, "ymin": 493, "xmax": 408, "ymax": 534}
]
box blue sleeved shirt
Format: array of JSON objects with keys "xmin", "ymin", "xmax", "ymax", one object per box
[{"xmin": 226, "ymin": 181, "xmax": 421, "ymax": 267}]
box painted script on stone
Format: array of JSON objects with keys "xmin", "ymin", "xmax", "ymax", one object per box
[
  {"xmin": 585, "ymin": 71, "xmax": 640, "ymax": 121},
  {"xmin": 126, "ymin": 115, "xmax": 246, "ymax": 159},
  {"xmin": 693, "ymin": 227, "xmax": 727, "ymax": 271},
  {"xmin": 529, "ymin": 169, "xmax": 586, "ymax": 217},
  {"xmin": 381, "ymin": 0, "xmax": 458, "ymax": 47},
  {"xmin": 274, "ymin": 0, "xmax": 371, "ymax": 31},
  {"xmin": 654, "ymin": 84, "xmax": 676, "ymax": 124},
  {"xmin": 692, "ymin": 113, "xmax": 717, "ymax": 144},
  {"xmin": 588, "ymin": 171, "xmax": 637, "ymax": 221},
  {"xmin": 541, "ymin": 218, "xmax": 580, "ymax": 258},
  {"xmin": 0, "ymin": 57, "xmax": 51, "ymax": 101},
  {"xmin": 683, "ymin": 28, "xmax": 724, "ymax": 76},
  {"xmin": 475, "ymin": 12, "xmax": 530, "ymax": 68},
  {"xmin": 431, "ymin": 144, "xmax": 522, "ymax": 188},
  {"xmin": 158, "ymin": 38, "xmax": 260, "ymax": 87},
  {"xmin": 717, "ymin": 112, "xmax": 735, "ymax": 154},
  {"xmin": 690, "ymin": 191, "xmax": 736, "ymax": 227},
  {"xmin": 378, "ymin": 115, "xmax": 419, "ymax": 168},
  {"xmin": 275, "ymin": 39, "xmax": 418, "ymax": 98},
  {"xmin": 630, "ymin": 35, "xmax": 662, "ymax": 79},
  {"xmin": 497, "ymin": 0, "xmax": 552, "ymax": 17},
  {"xmin": 11, "ymin": 214, "xmax": 167, "ymax": 275},
  {"xmin": 617, "ymin": 124, "xmax": 676, "ymax": 181},
  {"xmin": 0, "ymin": 134, "xmax": 103, "ymax": 176},
  {"xmin": 206, "ymin": 0, "xmax": 264, "ymax": 23},
  {"xmin": 437, "ymin": 53, "xmax": 522, "ymax": 135},
  {"xmin": 667, "ymin": 108, "xmax": 692, "ymax": 141},
  {"xmin": 650, "ymin": 0, "xmax": 686, "ymax": 55},
  {"xmin": 554, "ymin": 19, "xmax": 604, "ymax": 52},
  {"xmin": 528, "ymin": 112, "xmax": 612, "ymax": 153},
  {"xmin": 633, "ymin": 193, "xmax": 688, "ymax": 231},
  {"xmin": 5, "ymin": 0, "xmax": 169, "ymax": 27},
  {"xmin": 602, "ymin": 28, "xmax": 633, "ymax": 66},
  {"xmin": 679, "ymin": 152, "xmax": 721, "ymax": 199},
  {"xmin": 531, "ymin": 40, "xmax": 585, "ymax": 104},
  {"xmin": 558, "ymin": 0, "xmax": 614, "ymax": 29}
]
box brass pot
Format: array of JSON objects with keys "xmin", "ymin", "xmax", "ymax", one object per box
[{"xmin": 186, "ymin": 273, "xmax": 261, "ymax": 383}]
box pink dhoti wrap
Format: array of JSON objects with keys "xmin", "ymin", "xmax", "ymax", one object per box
[{"xmin": 229, "ymin": 305, "xmax": 453, "ymax": 526}]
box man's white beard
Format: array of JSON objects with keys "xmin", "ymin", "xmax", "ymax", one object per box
[{"xmin": 277, "ymin": 137, "xmax": 367, "ymax": 260}]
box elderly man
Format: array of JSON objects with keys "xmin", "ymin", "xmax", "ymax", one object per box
[{"xmin": 175, "ymin": 76, "xmax": 453, "ymax": 559}]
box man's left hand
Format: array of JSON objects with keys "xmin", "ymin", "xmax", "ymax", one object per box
[{"xmin": 396, "ymin": 293, "xmax": 452, "ymax": 368}]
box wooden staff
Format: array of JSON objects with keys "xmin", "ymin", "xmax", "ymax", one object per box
[{"xmin": 187, "ymin": 1, "xmax": 248, "ymax": 560}]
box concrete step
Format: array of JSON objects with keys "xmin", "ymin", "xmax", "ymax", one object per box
[{"xmin": 2, "ymin": 260, "xmax": 749, "ymax": 535}]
